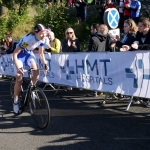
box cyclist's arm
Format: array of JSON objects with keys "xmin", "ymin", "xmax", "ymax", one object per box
[
  {"xmin": 13, "ymin": 46, "xmax": 22, "ymax": 70},
  {"xmin": 38, "ymin": 46, "xmax": 47, "ymax": 65}
]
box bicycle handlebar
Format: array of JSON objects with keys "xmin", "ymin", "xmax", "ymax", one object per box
[
  {"xmin": 24, "ymin": 68, "xmax": 45, "ymax": 72},
  {"xmin": 18, "ymin": 68, "xmax": 47, "ymax": 81}
]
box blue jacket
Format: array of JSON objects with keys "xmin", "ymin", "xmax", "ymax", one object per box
[{"xmin": 130, "ymin": 0, "xmax": 141, "ymax": 18}]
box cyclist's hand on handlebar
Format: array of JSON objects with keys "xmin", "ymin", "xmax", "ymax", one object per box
[
  {"xmin": 44, "ymin": 64, "xmax": 49, "ymax": 71},
  {"xmin": 17, "ymin": 68, "xmax": 24, "ymax": 75}
]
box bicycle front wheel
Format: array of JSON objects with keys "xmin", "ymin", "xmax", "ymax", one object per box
[{"xmin": 29, "ymin": 87, "xmax": 50, "ymax": 129}]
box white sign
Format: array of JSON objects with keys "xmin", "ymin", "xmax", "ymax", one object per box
[{"xmin": 109, "ymin": 28, "xmax": 120, "ymax": 39}]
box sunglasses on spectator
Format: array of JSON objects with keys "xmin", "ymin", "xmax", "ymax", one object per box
[{"xmin": 67, "ymin": 32, "xmax": 73, "ymax": 34}]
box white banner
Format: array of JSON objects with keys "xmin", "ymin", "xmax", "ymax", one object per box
[{"xmin": 0, "ymin": 51, "xmax": 150, "ymax": 98}]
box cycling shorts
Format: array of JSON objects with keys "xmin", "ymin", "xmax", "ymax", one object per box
[{"xmin": 14, "ymin": 50, "xmax": 37, "ymax": 74}]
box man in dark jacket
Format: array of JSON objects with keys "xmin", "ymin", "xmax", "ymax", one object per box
[
  {"xmin": 131, "ymin": 18, "xmax": 150, "ymax": 50},
  {"xmin": 87, "ymin": 23, "xmax": 106, "ymax": 97}
]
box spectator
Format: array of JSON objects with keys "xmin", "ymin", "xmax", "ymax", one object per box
[
  {"xmin": 105, "ymin": 0, "xmax": 115, "ymax": 10},
  {"xmin": 126, "ymin": 0, "xmax": 141, "ymax": 24},
  {"xmin": 0, "ymin": 38, "xmax": 7, "ymax": 48},
  {"xmin": 68, "ymin": 0, "xmax": 73, "ymax": 7},
  {"xmin": 123, "ymin": 0, "xmax": 131, "ymax": 21},
  {"xmin": 99, "ymin": 0, "xmax": 107, "ymax": 23},
  {"xmin": 62, "ymin": 27, "xmax": 80, "ymax": 52},
  {"xmin": 87, "ymin": 23, "xmax": 108, "ymax": 52},
  {"xmin": 79, "ymin": 0, "xmax": 88, "ymax": 23},
  {"xmin": 87, "ymin": 23, "xmax": 109, "ymax": 97},
  {"xmin": 110, "ymin": 19, "xmax": 137, "ymax": 51},
  {"xmin": 99, "ymin": 24, "xmax": 112, "ymax": 51},
  {"xmin": 117, "ymin": 0, "xmax": 124, "ymax": 33},
  {"xmin": 5, "ymin": 32, "xmax": 11, "ymax": 47},
  {"xmin": 1, "ymin": 34, "xmax": 17, "ymax": 54},
  {"xmin": 75, "ymin": 0, "xmax": 81, "ymax": 23},
  {"xmin": 45, "ymin": 31, "xmax": 61, "ymax": 53},
  {"xmin": 62, "ymin": 27, "xmax": 80, "ymax": 91}
]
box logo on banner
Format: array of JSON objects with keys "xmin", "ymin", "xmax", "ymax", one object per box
[
  {"xmin": 60, "ymin": 60, "xmax": 75, "ymax": 80},
  {"xmin": 125, "ymin": 59, "xmax": 150, "ymax": 88},
  {"xmin": 1, "ymin": 56, "xmax": 14, "ymax": 72},
  {"xmin": 59, "ymin": 58, "xmax": 113, "ymax": 85}
]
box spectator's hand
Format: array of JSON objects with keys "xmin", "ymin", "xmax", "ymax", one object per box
[
  {"xmin": 120, "ymin": 45, "xmax": 130, "ymax": 51},
  {"xmin": 125, "ymin": 4, "xmax": 130, "ymax": 8},
  {"xmin": 131, "ymin": 43, "xmax": 138, "ymax": 49},
  {"xmin": 68, "ymin": 40, "xmax": 71, "ymax": 46},
  {"xmin": 71, "ymin": 41, "xmax": 76, "ymax": 47},
  {"xmin": 110, "ymin": 43, "xmax": 116, "ymax": 49},
  {"xmin": 111, "ymin": 38, "xmax": 117, "ymax": 43},
  {"xmin": 116, "ymin": 35, "xmax": 120, "ymax": 41}
]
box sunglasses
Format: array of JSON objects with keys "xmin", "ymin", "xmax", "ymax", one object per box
[{"xmin": 67, "ymin": 32, "xmax": 73, "ymax": 35}]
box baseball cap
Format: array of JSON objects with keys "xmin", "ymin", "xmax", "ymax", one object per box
[{"xmin": 34, "ymin": 24, "xmax": 47, "ymax": 32}]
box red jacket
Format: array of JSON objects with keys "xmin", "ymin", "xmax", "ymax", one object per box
[
  {"xmin": 123, "ymin": 0, "xmax": 131, "ymax": 16},
  {"xmin": 105, "ymin": 3, "xmax": 115, "ymax": 10}
]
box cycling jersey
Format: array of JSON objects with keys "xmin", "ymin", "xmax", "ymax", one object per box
[{"xmin": 16, "ymin": 33, "xmax": 45, "ymax": 68}]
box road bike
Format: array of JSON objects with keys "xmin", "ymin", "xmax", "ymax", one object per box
[{"xmin": 10, "ymin": 68, "xmax": 50, "ymax": 129}]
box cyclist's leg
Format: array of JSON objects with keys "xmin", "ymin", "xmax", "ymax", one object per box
[
  {"xmin": 13, "ymin": 60, "xmax": 23, "ymax": 113},
  {"xmin": 27, "ymin": 55, "xmax": 39, "ymax": 85}
]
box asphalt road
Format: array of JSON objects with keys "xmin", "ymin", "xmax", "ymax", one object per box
[{"xmin": 0, "ymin": 78, "xmax": 150, "ymax": 150}]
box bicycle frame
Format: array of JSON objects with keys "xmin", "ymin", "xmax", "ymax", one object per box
[{"xmin": 20, "ymin": 68, "xmax": 45, "ymax": 108}]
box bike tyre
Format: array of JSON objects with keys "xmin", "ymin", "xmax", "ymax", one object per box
[{"xmin": 29, "ymin": 87, "xmax": 50, "ymax": 129}]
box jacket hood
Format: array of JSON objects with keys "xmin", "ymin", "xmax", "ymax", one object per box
[{"xmin": 94, "ymin": 32, "xmax": 107, "ymax": 42}]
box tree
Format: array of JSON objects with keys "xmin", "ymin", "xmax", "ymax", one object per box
[{"xmin": 1, "ymin": 0, "xmax": 32, "ymax": 15}]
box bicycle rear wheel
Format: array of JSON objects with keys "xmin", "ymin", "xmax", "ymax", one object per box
[{"xmin": 29, "ymin": 87, "xmax": 50, "ymax": 129}]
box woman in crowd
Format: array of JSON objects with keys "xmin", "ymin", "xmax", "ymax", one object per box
[
  {"xmin": 99, "ymin": 24, "xmax": 112, "ymax": 51},
  {"xmin": 62, "ymin": 27, "xmax": 80, "ymax": 52},
  {"xmin": 110, "ymin": 19, "xmax": 138, "ymax": 51},
  {"xmin": 62, "ymin": 27, "xmax": 80, "ymax": 91}
]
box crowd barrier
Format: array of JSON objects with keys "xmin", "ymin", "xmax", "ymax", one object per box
[{"xmin": 0, "ymin": 51, "xmax": 150, "ymax": 109}]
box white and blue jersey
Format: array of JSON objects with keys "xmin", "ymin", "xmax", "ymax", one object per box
[
  {"xmin": 16, "ymin": 33, "xmax": 45, "ymax": 67},
  {"xmin": 130, "ymin": 0, "xmax": 141, "ymax": 18}
]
